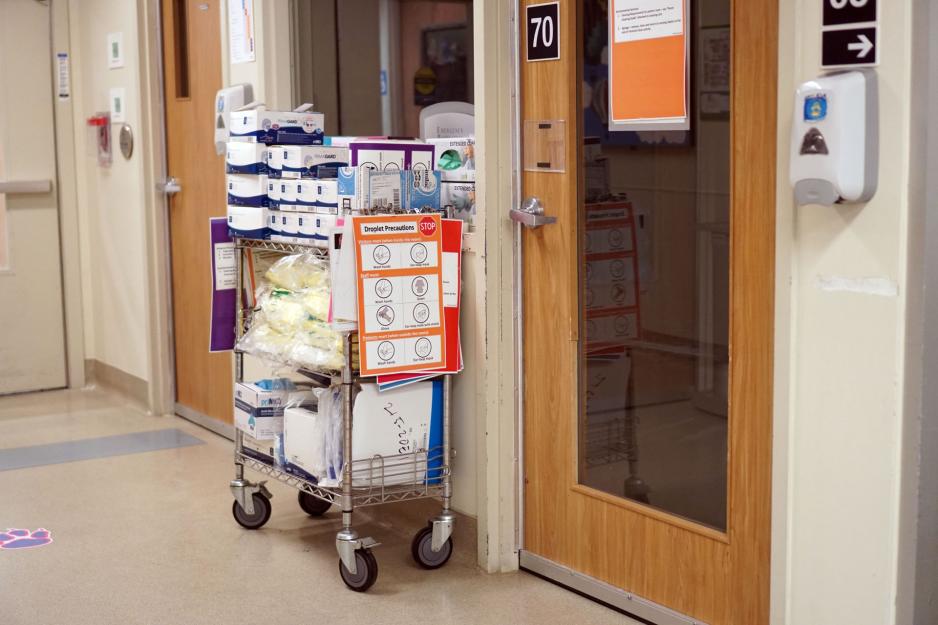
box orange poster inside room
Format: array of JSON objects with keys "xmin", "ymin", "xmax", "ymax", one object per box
[{"xmin": 608, "ymin": 0, "xmax": 688, "ymax": 126}]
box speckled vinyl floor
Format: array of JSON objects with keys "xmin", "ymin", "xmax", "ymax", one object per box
[{"xmin": 0, "ymin": 387, "xmax": 638, "ymax": 625}]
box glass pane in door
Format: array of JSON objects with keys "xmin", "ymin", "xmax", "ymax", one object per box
[{"xmin": 578, "ymin": 0, "xmax": 731, "ymax": 531}]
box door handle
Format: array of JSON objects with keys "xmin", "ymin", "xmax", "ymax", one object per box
[
  {"xmin": 510, "ymin": 196, "xmax": 557, "ymax": 229},
  {"xmin": 0, "ymin": 179, "xmax": 52, "ymax": 194},
  {"xmin": 157, "ymin": 177, "xmax": 182, "ymax": 195}
]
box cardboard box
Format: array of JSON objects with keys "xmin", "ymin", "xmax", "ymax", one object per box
[
  {"xmin": 277, "ymin": 179, "xmax": 299, "ymax": 207},
  {"xmin": 407, "ymin": 169, "xmax": 441, "ymax": 211},
  {"xmin": 227, "ymin": 174, "xmax": 269, "ymax": 207},
  {"xmin": 229, "ymin": 107, "xmax": 325, "ymax": 145},
  {"xmin": 268, "ymin": 209, "xmax": 282, "ymax": 235},
  {"xmin": 427, "ymin": 137, "xmax": 475, "ymax": 173},
  {"xmin": 314, "ymin": 180, "xmax": 338, "ymax": 210},
  {"xmin": 349, "ymin": 140, "xmax": 435, "ymax": 190},
  {"xmin": 266, "ymin": 146, "xmax": 283, "ymax": 178},
  {"xmin": 266, "ymin": 178, "xmax": 281, "ymax": 205},
  {"xmin": 337, "ymin": 166, "xmax": 359, "ymax": 212},
  {"xmin": 350, "ymin": 380, "xmax": 444, "ymax": 485},
  {"xmin": 241, "ymin": 432, "xmax": 276, "ymax": 464},
  {"xmin": 440, "ymin": 171, "xmax": 475, "ymax": 222},
  {"xmin": 282, "ymin": 145, "xmax": 350, "ymax": 179},
  {"xmin": 365, "ymin": 170, "xmax": 442, "ymax": 212},
  {"xmin": 226, "ymin": 141, "xmax": 268, "ymax": 175},
  {"xmin": 227, "ymin": 205, "xmax": 268, "ymax": 239},
  {"xmin": 283, "ymin": 406, "xmax": 340, "ymax": 485},
  {"xmin": 233, "ymin": 382, "xmax": 313, "ymax": 440}
]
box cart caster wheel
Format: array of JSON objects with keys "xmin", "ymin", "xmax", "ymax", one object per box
[
  {"xmin": 232, "ymin": 493, "xmax": 272, "ymax": 530},
  {"xmin": 298, "ymin": 491, "xmax": 332, "ymax": 517},
  {"xmin": 339, "ymin": 548, "xmax": 378, "ymax": 592},
  {"xmin": 411, "ymin": 525, "xmax": 453, "ymax": 569}
]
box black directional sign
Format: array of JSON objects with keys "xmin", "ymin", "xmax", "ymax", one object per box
[
  {"xmin": 821, "ymin": 0, "xmax": 878, "ymax": 68},
  {"xmin": 823, "ymin": 0, "xmax": 877, "ymax": 26},
  {"xmin": 822, "ymin": 27, "xmax": 877, "ymax": 68},
  {"xmin": 526, "ymin": 2, "xmax": 560, "ymax": 62}
]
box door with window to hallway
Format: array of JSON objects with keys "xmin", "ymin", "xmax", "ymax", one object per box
[
  {"xmin": 519, "ymin": 1, "xmax": 776, "ymax": 624},
  {"xmin": 161, "ymin": 0, "xmax": 232, "ymax": 426}
]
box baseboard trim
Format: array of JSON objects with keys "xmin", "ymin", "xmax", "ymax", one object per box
[
  {"xmin": 519, "ymin": 551, "xmax": 707, "ymax": 625},
  {"xmin": 85, "ymin": 359, "xmax": 148, "ymax": 408},
  {"xmin": 175, "ymin": 403, "xmax": 234, "ymax": 440}
]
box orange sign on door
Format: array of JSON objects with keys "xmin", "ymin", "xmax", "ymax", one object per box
[
  {"xmin": 608, "ymin": 0, "xmax": 689, "ymax": 130},
  {"xmin": 352, "ymin": 214, "xmax": 447, "ymax": 376}
]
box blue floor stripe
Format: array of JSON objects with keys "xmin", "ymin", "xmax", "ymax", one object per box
[{"xmin": 0, "ymin": 429, "xmax": 205, "ymax": 471}]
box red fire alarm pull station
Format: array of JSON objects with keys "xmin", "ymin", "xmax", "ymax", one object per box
[{"xmin": 87, "ymin": 112, "xmax": 112, "ymax": 167}]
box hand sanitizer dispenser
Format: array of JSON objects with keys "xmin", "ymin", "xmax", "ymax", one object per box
[
  {"xmin": 214, "ymin": 83, "xmax": 253, "ymax": 155},
  {"xmin": 790, "ymin": 70, "xmax": 878, "ymax": 206}
]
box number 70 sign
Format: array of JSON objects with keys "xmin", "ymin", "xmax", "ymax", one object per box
[{"xmin": 526, "ymin": 2, "xmax": 560, "ymax": 62}]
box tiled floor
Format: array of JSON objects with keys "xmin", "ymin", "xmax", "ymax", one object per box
[{"xmin": 0, "ymin": 387, "xmax": 638, "ymax": 625}]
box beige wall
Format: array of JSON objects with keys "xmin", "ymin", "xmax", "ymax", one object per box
[
  {"xmin": 773, "ymin": 2, "xmax": 924, "ymax": 624},
  {"xmin": 69, "ymin": 0, "xmax": 150, "ymax": 383}
]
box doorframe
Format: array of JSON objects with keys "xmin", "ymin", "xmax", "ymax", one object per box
[
  {"xmin": 137, "ymin": 0, "xmax": 176, "ymax": 417},
  {"xmin": 50, "ymin": 1, "xmax": 86, "ymax": 390}
]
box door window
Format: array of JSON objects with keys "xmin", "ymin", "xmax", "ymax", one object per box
[{"xmin": 578, "ymin": 0, "xmax": 731, "ymax": 531}]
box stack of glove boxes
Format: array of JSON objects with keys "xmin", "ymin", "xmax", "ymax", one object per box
[
  {"xmin": 267, "ymin": 145, "xmax": 348, "ymax": 247},
  {"xmin": 226, "ymin": 105, "xmax": 346, "ymax": 245}
]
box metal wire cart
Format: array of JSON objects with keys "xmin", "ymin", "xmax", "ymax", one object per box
[{"xmin": 228, "ymin": 238, "xmax": 456, "ymax": 592}]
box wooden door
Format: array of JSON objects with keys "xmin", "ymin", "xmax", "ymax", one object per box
[
  {"xmin": 0, "ymin": 0, "xmax": 67, "ymax": 394},
  {"xmin": 161, "ymin": 0, "xmax": 232, "ymax": 424},
  {"xmin": 520, "ymin": 1, "xmax": 776, "ymax": 624}
]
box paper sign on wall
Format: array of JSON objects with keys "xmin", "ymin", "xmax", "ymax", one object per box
[
  {"xmin": 56, "ymin": 53, "xmax": 70, "ymax": 100},
  {"xmin": 228, "ymin": 0, "xmax": 256, "ymax": 65},
  {"xmin": 209, "ymin": 218, "xmax": 237, "ymax": 352},
  {"xmin": 608, "ymin": 0, "xmax": 689, "ymax": 131},
  {"xmin": 352, "ymin": 214, "xmax": 447, "ymax": 376}
]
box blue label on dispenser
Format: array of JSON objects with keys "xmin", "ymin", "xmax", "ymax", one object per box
[{"xmin": 804, "ymin": 95, "xmax": 828, "ymax": 122}]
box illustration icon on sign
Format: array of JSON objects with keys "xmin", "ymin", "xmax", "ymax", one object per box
[
  {"xmin": 413, "ymin": 303, "xmax": 430, "ymax": 324},
  {"xmin": 377, "ymin": 341, "xmax": 395, "ymax": 362},
  {"xmin": 410, "ymin": 243, "xmax": 429, "ymax": 264},
  {"xmin": 412, "ymin": 276, "xmax": 429, "ymax": 297},
  {"xmin": 376, "ymin": 305, "xmax": 395, "ymax": 326},
  {"xmin": 414, "ymin": 337, "xmax": 433, "ymax": 358},
  {"xmin": 373, "ymin": 245, "xmax": 392, "ymax": 265},
  {"xmin": 375, "ymin": 279, "xmax": 393, "ymax": 299}
]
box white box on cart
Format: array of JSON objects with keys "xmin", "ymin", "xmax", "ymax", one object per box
[
  {"xmin": 350, "ymin": 380, "xmax": 443, "ymax": 486},
  {"xmin": 234, "ymin": 382, "xmax": 312, "ymax": 440}
]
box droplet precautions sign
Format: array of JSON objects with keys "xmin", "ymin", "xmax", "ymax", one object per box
[{"xmin": 352, "ymin": 214, "xmax": 447, "ymax": 376}]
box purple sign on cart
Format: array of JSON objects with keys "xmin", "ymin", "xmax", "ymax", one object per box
[{"xmin": 209, "ymin": 217, "xmax": 237, "ymax": 352}]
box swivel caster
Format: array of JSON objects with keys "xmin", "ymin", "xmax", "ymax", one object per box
[
  {"xmin": 232, "ymin": 493, "xmax": 272, "ymax": 530},
  {"xmin": 338, "ymin": 548, "xmax": 378, "ymax": 592},
  {"xmin": 411, "ymin": 525, "xmax": 453, "ymax": 569},
  {"xmin": 298, "ymin": 491, "xmax": 332, "ymax": 517}
]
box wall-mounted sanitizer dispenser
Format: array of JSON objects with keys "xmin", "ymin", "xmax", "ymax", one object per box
[
  {"xmin": 790, "ymin": 70, "xmax": 878, "ymax": 206},
  {"xmin": 214, "ymin": 83, "xmax": 253, "ymax": 155}
]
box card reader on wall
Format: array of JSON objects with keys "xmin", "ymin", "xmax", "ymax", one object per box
[
  {"xmin": 790, "ymin": 70, "xmax": 878, "ymax": 206},
  {"xmin": 214, "ymin": 83, "xmax": 253, "ymax": 155}
]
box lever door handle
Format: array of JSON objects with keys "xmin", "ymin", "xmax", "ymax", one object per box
[
  {"xmin": 0, "ymin": 179, "xmax": 52, "ymax": 194},
  {"xmin": 510, "ymin": 196, "xmax": 557, "ymax": 229},
  {"xmin": 158, "ymin": 177, "xmax": 182, "ymax": 195}
]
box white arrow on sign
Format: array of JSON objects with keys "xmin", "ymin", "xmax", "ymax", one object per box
[{"xmin": 847, "ymin": 34, "xmax": 874, "ymax": 58}]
